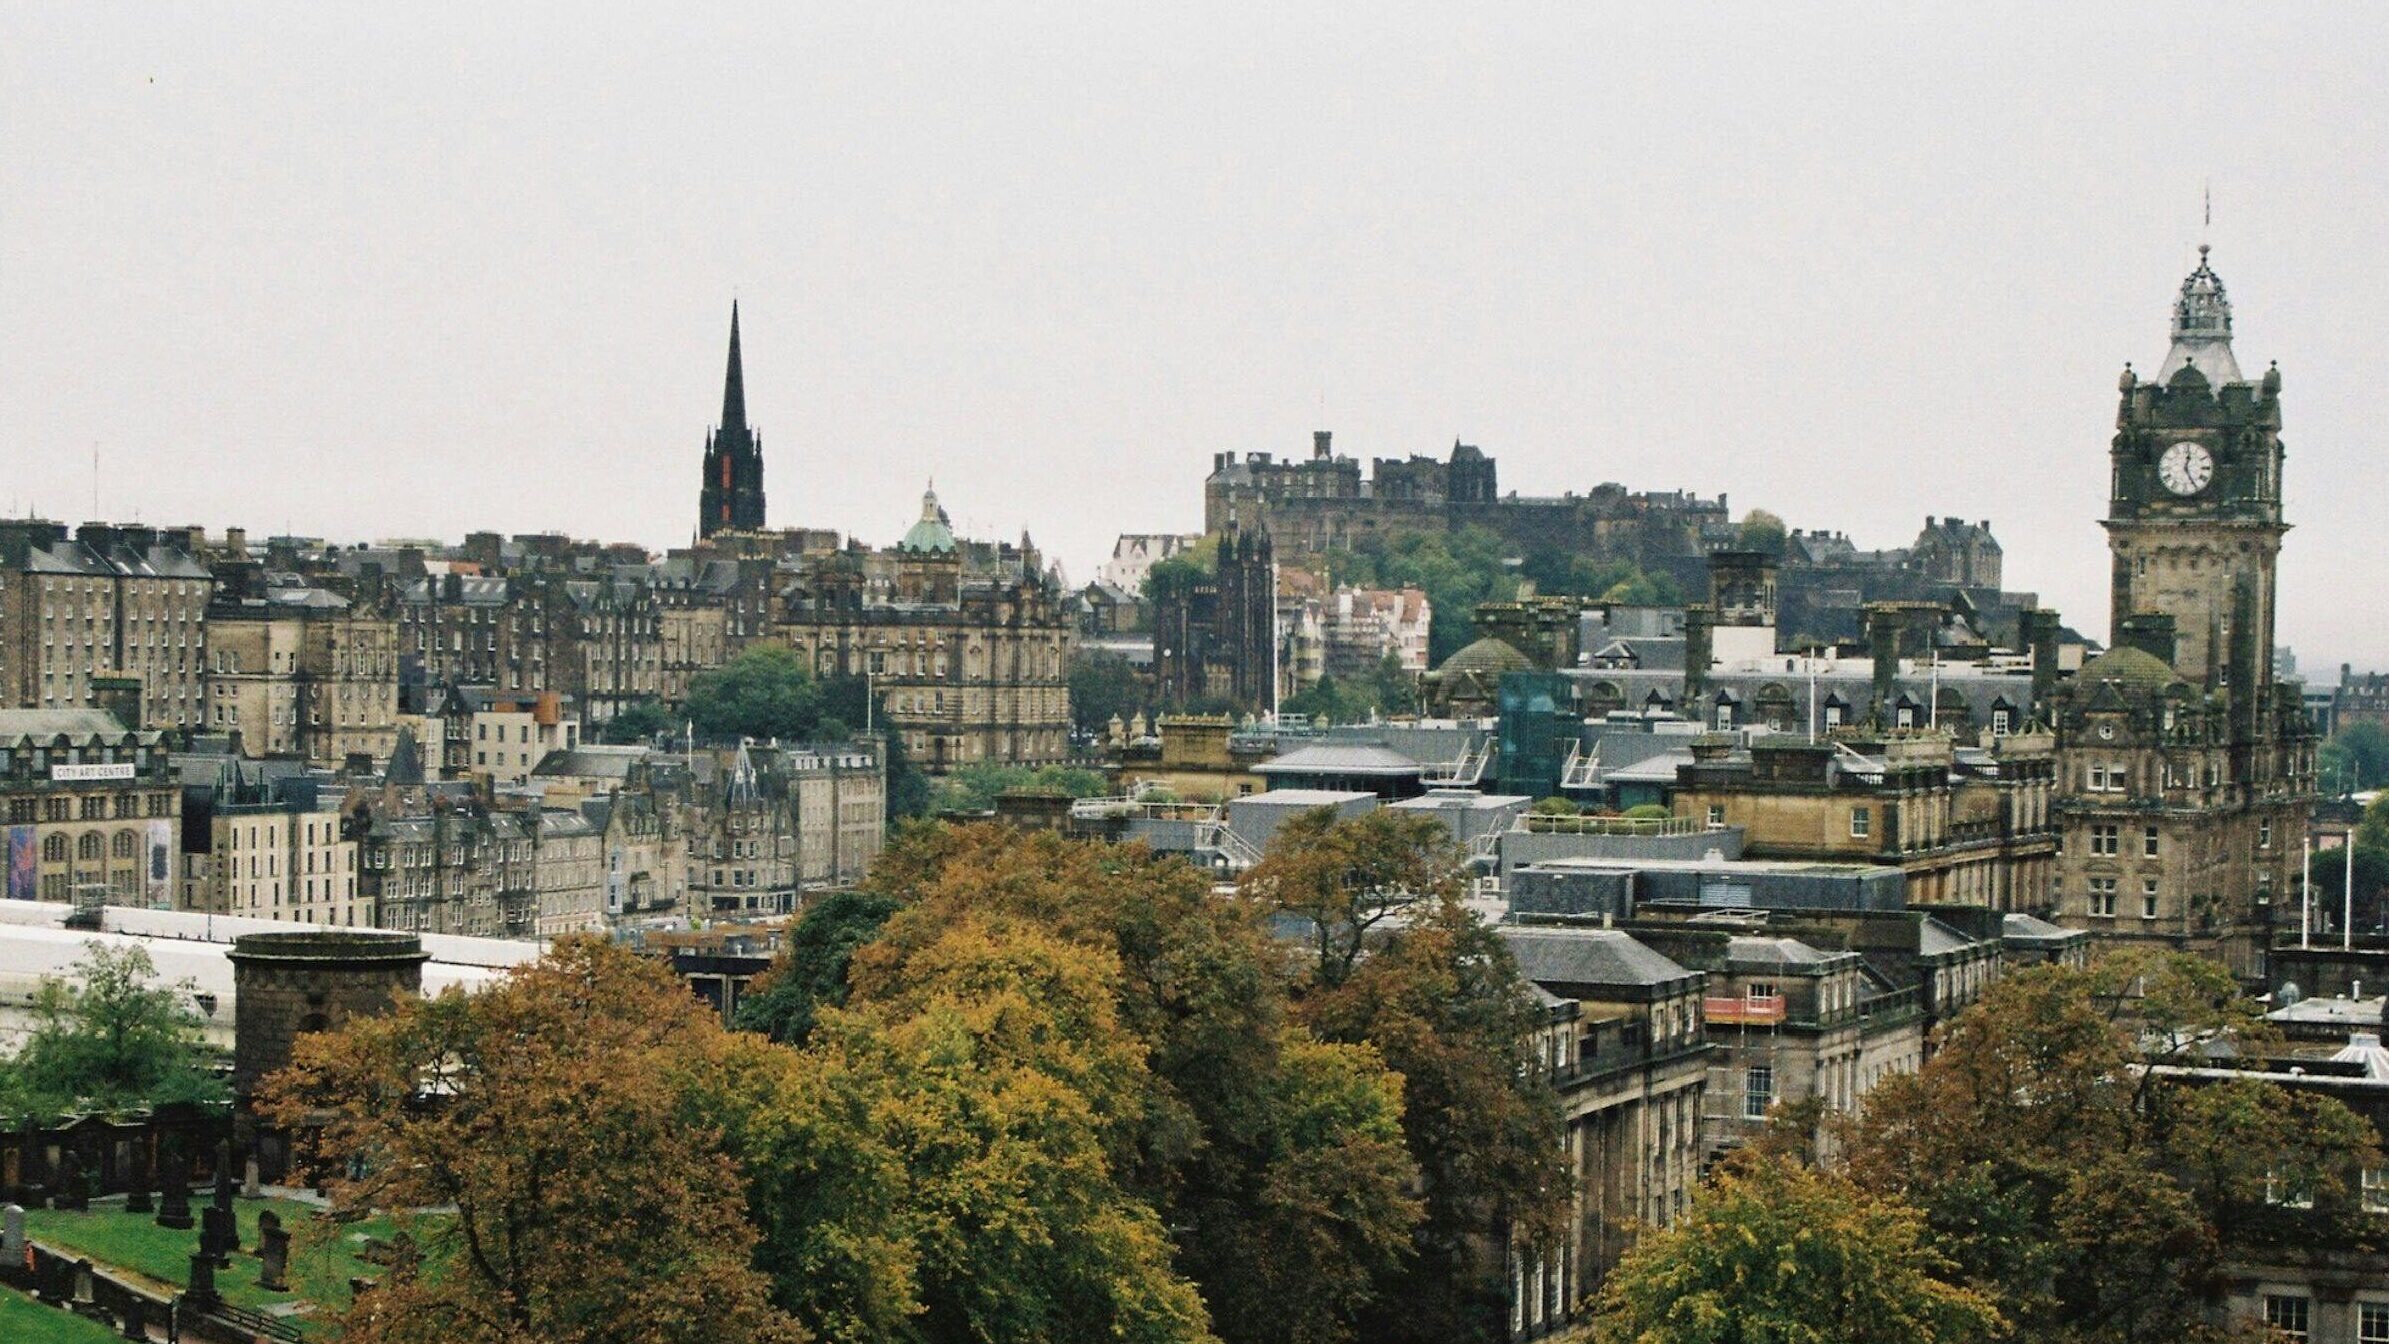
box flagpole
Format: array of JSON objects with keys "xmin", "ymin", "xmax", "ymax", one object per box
[{"xmin": 2303, "ymin": 831, "xmax": 2313, "ymax": 950}]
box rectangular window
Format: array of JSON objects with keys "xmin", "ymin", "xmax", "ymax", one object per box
[
  {"xmin": 1745, "ymin": 981, "xmax": 1780, "ymax": 1006},
  {"xmin": 2142, "ymin": 879, "xmax": 2160, "ymax": 920},
  {"xmin": 1743, "ymin": 1065, "xmax": 1774, "ymax": 1120},
  {"xmin": 2264, "ymin": 1294, "xmax": 2309, "ymax": 1339},
  {"xmin": 2361, "ymin": 1301, "xmax": 2389, "ymax": 1344},
  {"xmin": 2143, "ymin": 826, "xmax": 2160, "ymax": 858},
  {"xmin": 2091, "ymin": 824, "xmax": 2119, "ymax": 857},
  {"xmin": 1991, "ymin": 707, "xmax": 2012, "ymax": 735},
  {"xmin": 1707, "ymin": 804, "xmax": 1725, "ymax": 827},
  {"xmin": 1850, "ymin": 808, "xmax": 1870, "ymax": 839},
  {"xmin": 2088, "ymin": 878, "xmax": 2117, "ymax": 918},
  {"xmin": 2365, "ymin": 1168, "xmax": 2389, "ymax": 1216},
  {"xmin": 2266, "ymin": 1171, "xmax": 2315, "ymax": 1210}
]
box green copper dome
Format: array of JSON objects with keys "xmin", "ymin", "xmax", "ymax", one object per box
[
  {"xmin": 2076, "ymin": 645, "xmax": 2179, "ymax": 690},
  {"xmin": 899, "ymin": 486, "xmax": 957, "ymax": 554}
]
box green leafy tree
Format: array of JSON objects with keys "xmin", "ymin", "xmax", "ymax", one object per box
[
  {"xmin": 1735, "ymin": 508, "xmax": 1788, "ymax": 555},
  {"xmin": 1, "ymin": 941, "xmax": 227, "ymax": 1117},
  {"xmin": 2319, "ymin": 721, "xmax": 2389, "ymax": 793},
  {"xmin": 1245, "ymin": 812, "xmax": 1570, "ymax": 1343},
  {"xmin": 1329, "ymin": 527, "xmax": 1519, "ymax": 666},
  {"xmin": 1240, "ymin": 808, "xmax": 1466, "ymax": 989},
  {"xmin": 745, "ymin": 912, "xmax": 1218, "ymax": 1343},
  {"xmin": 735, "ymin": 888, "xmax": 903, "ymax": 1046},
  {"xmin": 1591, "ymin": 1155, "xmax": 2002, "ymax": 1344},
  {"xmin": 1070, "ymin": 648, "xmax": 1149, "ymax": 733},
  {"xmin": 791, "ymin": 823, "xmax": 1425, "ymax": 1344},
  {"xmin": 598, "ymin": 698, "xmax": 676, "ymax": 744},
  {"xmin": 930, "ymin": 762, "xmax": 1111, "ymax": 813},
  {"xmin": 1847, "ymin": 957, "xmax": 2382, "ymax": 1343},
  {"xmin": 686, "ymin": 644, "xmax": 930, "ymax": 819}
]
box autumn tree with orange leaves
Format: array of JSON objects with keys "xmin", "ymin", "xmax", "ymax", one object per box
[{"xmin": 261, "ymin": 937, "xmax": 805, "ymax": 1344}]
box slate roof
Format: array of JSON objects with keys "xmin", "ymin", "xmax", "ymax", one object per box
[
  {"xmin": 1498, "ymin": 925, "xmax": 1700, "ymax": 992},
  {"xmin": 0, "ymin": 708, "xmax": 140, "ymax": 745},
  {"xmin": 1256, "ymin": 743, "xmax": 1424, "ymax": 777}
]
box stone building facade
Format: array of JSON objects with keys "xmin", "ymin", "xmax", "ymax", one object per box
[
  {"xmin": 773, "ymin": 491, "xmax": 1073, "ymax": 772},
  {"xmin": 1151, "ymin": 525, "xmax": 1276, "ymax": 710},
  {"xmin": 0, "ymin": 521, "xmax": 212, "ymax": 730},
  {"xmin": 205, "ymin": 583, "xmax": 401, "ymax": 765},
  {"xmin": 2051, "ymin": 249, "xmax": 2317, "ymax": 973},
  {"xmin": 1203, "ymin": 432, "xmax": 1723, "ymax": 570},
  {"xmin": 0, "ymin": 708, "xmax": 178, "ymax": 904}
]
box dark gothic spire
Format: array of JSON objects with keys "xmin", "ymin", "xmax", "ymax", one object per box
[{"xmin": 721, "ymin": 301, "xmax": 748, "ymax": 432}]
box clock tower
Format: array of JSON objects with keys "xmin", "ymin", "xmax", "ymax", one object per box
[
  {"xmin": 2106, "ymin": 246, "xmax": 2286, "ymax": 718},
  {"xmin": 2054, "ymin": 247, "xmax": 2316, "ymax": 975}
]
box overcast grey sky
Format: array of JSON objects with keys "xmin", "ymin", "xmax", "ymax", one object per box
[{"xmin": 5, "ymin": 6, "xmax": 2385, "ymax": 666}]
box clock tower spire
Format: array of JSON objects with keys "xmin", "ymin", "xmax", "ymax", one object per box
[{"xmin": 2105, "ymin": 247, "xmax": 2284, "ymax": 702}]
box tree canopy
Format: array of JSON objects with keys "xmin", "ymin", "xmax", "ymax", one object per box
[
  {"xmin": 1592, "ymin": 1154, "xmax": 2002, "ymax": 1344},
  {"xmin": 1844, "ymin": 955, "xmax": 2382, "ymax": 1344},
  {"xmin": 262, "ymin": 938, "xmax": 804, "ymax": 1344},
  {"xmin": 727, "ymin": 823, "xmax": 1431, "ymax": 1344},
  {"xmin": 1244, "ymin": 809, "xmax": 1570, "ymax": 1343},
  {"xmin": 0, "ymin": 941, "xmax": 226, "ymax": 1118},
  {"xmin": 686, "ymin": 643, "xmax": 931, "ymax": 818}
]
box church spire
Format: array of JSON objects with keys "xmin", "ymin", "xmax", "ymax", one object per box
[
  {"xmin": 721, "ymin": 301, "xmax": 748, "ymax": 433},
  {"xmin": 699, "ymin": 300, "xmax": 765, "ymax": 538}
]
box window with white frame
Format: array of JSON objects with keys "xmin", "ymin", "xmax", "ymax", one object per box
[
  {"xmin": 2141, "ymin": 879, "xmax": 2159, "ymax": 920},
  {"xmin": 1743, "ymin": 1065, "xmax": 1774, "ymax": 1120},
  {"xmin": 1850, "ymin": 807, "xmax": 1871, "ymax": 839},
  {"xmin": 2266, "ymin": 1170, "xmax": 2315, "ymax": 1210},
  {"xmin": 2360, "ymin": 1300, "xmax": 2389, "ymax": 1344},
  {"xmin": 1992, "ymin": 707, "xmax": 2012, "ymax": 735},
  {"xmin": 2143, "ymin": 826, "xmax": 2160, "ymax": 858},
  {"xmin": 2365, "ymin": 1167, "xmax": 2389, "ymax": 1215},
  {"xmin": 2264, "ymin": 1294, "xmax": 2309, "ymax": 1339},
  {"xmin": 2088, "ymin": 878, "xmax": 2117, "ymax": 917},
  {"xmin": 2091, "ymin": 824, "xmax": 2119, "ymax": 856}
]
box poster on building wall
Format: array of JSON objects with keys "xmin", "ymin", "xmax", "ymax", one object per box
[
  {"xmin": 146, "ymin": 819, "xmax": 174, "ymax": 909},
  {"xmin": 6, "ymin": 826, "xmax": 34, "ymax": 902}
]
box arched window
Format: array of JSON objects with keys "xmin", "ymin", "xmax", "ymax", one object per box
[
  {"xmin": 113, "ymin": 830, "xmax": 138, "ymax": 859},
  {"xmin": 42, "ymin": 833, "xmax": 66, "ymax": 862},
  {"xmin": 78, "ymin": 833, "xmax": 103, "ymax": 861}
]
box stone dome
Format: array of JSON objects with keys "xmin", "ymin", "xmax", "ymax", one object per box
[
  {"xmin": 2076, "ymin": 645, "xmax": 2180, "ymax": 690},
  {"xmin": 1439, "ymin": 636, "xmax": 1533, "ymax": 677}
]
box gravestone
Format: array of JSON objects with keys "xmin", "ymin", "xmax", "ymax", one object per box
[
  {"xmin": 257, "ymin": 1210, "xmax": 291, "ymax": 1292},
  {"xmin": 200, "ymin": 1201, "xmax": 235, "ymax": 1266},
  {"xmin": 244, "ymin": 1153, "xmax": 262, "ymax": 1200},
  {"xmin": 187, "ymin": 1248, "xmax": 217, "ymax": 1304},
  {"xmin": 1, "ymin": 1202, "xmax": 22, "ymax": 1264},
  {"xmin": 37, "ymin": 1250, "xmax": 69, "ymax": 1303},
  {"xmin": 156, "ymin": 1148, "xmax": 194, "ymax": 1230},
  {"xmin": 57, "ymin": 1154, "xmax": 90, "ymax": 1212},
  {"xmin": 125, "ymin": 1140, "xmax": 155, "ymax": 1215},
  {"xmin": 120, "ymin": 1295, "xmax": 147, "ymax": 1340},
  {"xmin": 72, "ymin": 1257, "xmax": 104, "ymax": 1319},
  {"xmin": 213, "ymin": 1140, "xmax": 236, "ymax": 1211}
]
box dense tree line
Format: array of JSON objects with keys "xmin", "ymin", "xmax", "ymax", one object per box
[{"xmin": 268, "ymin": 813, "xmax": 1567, "ymax": 1344}]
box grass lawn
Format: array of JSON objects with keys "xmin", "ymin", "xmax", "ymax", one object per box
[
  {"xmin": 23, "ymin": 1197, "xmax": 414, "ymax": 1336},
  {"xmin": 0, "ymin": 1283, "xmax": 126, "ymax": 1344}
]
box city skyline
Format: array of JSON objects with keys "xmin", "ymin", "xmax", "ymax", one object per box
[{"xmin": 5, "ymin": 7, "xmax": 2386, "ymax": 667}]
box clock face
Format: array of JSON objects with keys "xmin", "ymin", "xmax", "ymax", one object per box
[{"xmin": 2157, "ymin": 441, "xmax": 2214, "ymax": 496}]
